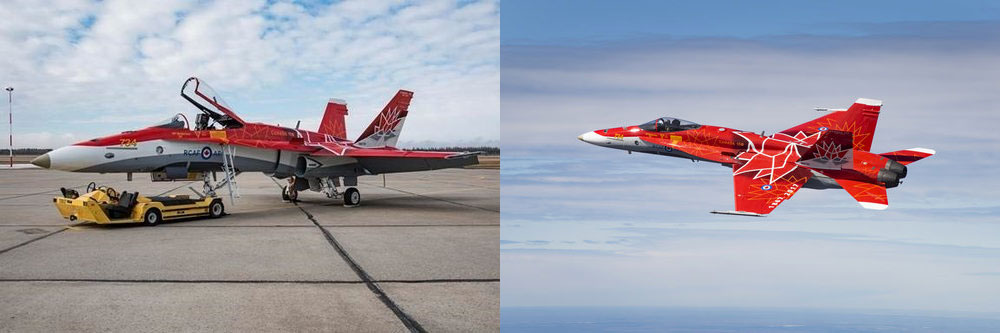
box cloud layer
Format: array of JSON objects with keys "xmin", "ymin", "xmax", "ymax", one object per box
[
  {"xmin": 501, "ymin": 22, "xmax": 1000, "ymax": 314},
  {"xmin": 0, "ymin": 0, "xmax": 498, "ymax": 148}
]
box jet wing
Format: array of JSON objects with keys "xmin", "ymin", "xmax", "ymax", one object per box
[
  {"xmin": 714, "ymin": 166, "xmax": 813, "ymax": 216},
  {"xmin": 779, "ymin": 98, "xmax": 881, "ymax": 151},
  {"xmin": 309, "ymin": 143, "xmax": 480, "ymax": 174},
  {"xmin": 308, "ymin": 142, "xmax": 470, "ymax": 159}
]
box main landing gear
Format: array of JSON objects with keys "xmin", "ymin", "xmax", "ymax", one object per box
[{"xmin": 282, "ymin": 176, "xmax": 360, "ymax": 207}]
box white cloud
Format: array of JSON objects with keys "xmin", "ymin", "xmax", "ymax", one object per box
[
  {"xmin": 500, "ymin": 24, "xmax": 1000, "ymax": 314},
  {"xmin": 501, "ymin": 35, "xmax": 1000, "ymax": 153},
  {"xmin": 0, "ymin": 0, "xmax": 498, "ymax": 148}
]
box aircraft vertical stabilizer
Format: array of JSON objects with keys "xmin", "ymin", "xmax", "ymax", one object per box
[
  {"xmin": 355, "ymin": 90, "xmax": 412, "ymax": 148},
  {"xmin": 318, "ymin": 98, "xmax": 349, "ymax": 139},
  {"xmin": 840, "ymin": 98, "xmax": 881, "ymax": 151}
]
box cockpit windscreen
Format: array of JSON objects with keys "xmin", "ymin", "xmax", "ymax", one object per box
[
  {"xmin": 638, "ymin": 117, "xmax": 700, "ymax": 132},
  {"xmin": 151, "ymin": 113, "xmax": 189, "ymax": 129}
]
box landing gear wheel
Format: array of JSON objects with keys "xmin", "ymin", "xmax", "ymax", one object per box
[
  {"xmin": 343, "ymin": 188, "xmax": 360, "ymax": 207},
  {"xmin": 283, "ymin": 185, "xmax": 298, "ymax": 202},
  {"xmin": 143, "ymin": 208, "xmax": 162, "ymax": 226},
  {"xmin": 209, "ymin": 200, "xmax": 224, "ymax": 218}
]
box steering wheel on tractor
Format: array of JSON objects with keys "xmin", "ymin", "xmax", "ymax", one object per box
[{"xmin": 98, "ymin": 186, "xmax": 119, "ymax": 201}]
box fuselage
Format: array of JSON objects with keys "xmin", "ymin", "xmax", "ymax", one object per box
[
  {"xmin": 578, "ymin": 99, "xmax": 935, "ymax": 215},
  {"xmin": 578, "ymin": 123, "xmax": 746, "ymax": 165},
  {"xmin": 578, "ymin": 117, "xmax": 907, "ymax": 190},
  {"xmin": 32, "ymin": 118, "xmax": 358, "ymax": 178}
]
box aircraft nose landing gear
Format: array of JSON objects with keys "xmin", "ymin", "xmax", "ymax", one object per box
[{"xmin": 282, "ymin": 177, "xmax": 298, "ymax": 202}]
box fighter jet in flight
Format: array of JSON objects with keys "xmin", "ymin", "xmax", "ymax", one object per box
[
  {"xmin": 33, "ymin": 77, "xmax": 478, "ymax": 205},
  {"xmin": 578, "ymin": 98, "xmax": 934, "ymax": 216}
]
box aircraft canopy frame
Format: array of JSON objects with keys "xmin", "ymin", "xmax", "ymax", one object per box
[
  {"xmin": 639, "ymin": 117, "xmax": 701, "ymax": 132},
  {"xmin": 181, "ymin": 77, "xmax": 245, "ymax": 128}
]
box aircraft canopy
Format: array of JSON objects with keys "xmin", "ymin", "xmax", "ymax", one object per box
[
  {"xmin": 638, "ymin": 117, "xmax": 700, "ymax": 132},
  {"xmin": 181, "ymin": 77, "xmax": 244, "ymax": 128}
]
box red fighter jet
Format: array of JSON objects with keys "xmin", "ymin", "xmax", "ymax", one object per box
[
  {"xmin": 32, "ymin": 77, "xmax": 479, "ymax": 205},
  {"xmin": 578, "ymin": 98, "xmax": 934, "ymax": 216}
]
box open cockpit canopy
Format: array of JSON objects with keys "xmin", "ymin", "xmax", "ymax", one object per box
[
  {"xmin": 181, "ymin": 77, "xmax": 244, "ymax": 129},
  {"xmin": 638, "ymin": 117, "xmax": 700, "ymax": 132}
]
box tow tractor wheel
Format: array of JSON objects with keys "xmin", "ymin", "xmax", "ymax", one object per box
[
  {"xmin": 344, "ymin": 187, "xmax": 360, "ymax": 207},
  {"xmin": 209, "ymin": 200, "xmax": 225, "ymax": 218},
  {"xmin": 143, "ymin": 208, "xmax": 162, "ymax": 226}
]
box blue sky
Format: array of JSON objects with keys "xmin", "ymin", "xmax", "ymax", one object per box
[
  {"xmin": 503, "ymin": 0, "xmax": 1000, "ymax": 43},
  {"xmin": 501, "ymin": 1, "xmax": 1000, "ymax": 316},
  {"xmin": 0, "ymin": 0, "xmax": 498, "ymax": 149}
]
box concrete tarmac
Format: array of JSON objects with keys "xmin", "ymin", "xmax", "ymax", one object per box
[{"xmin": 0, "ymin": 168, "xmax": 499, "ymax": 332}]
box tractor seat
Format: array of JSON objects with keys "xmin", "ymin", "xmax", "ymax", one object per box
[{"xmin": 104, "ymin": 191, "xmax": 138, "ymax": 219}]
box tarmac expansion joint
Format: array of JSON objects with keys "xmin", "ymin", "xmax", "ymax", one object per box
[{"xmin": 291, "ymin": 200, "xmax": 427, "ymax": 333}]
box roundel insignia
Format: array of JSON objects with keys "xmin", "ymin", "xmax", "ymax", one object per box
[
  {"xmin": 761, "ymin": 184, "xmax": 773, "ymax": 191},
  {"xmin": 818, "ymin": 126, "xmax": 829, "ymax": 131},
  {"xmin": 200, "ymin": 147, "xmax": 213, "ymax": 160}
]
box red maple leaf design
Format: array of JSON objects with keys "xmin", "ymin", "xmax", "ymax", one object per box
[{"xmin": 733, "ymin": 132, "xmax": 812, "ymax": 184}]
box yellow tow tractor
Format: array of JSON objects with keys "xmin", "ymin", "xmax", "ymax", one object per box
[{"xmin": 53, "ymin": 182, "xmax": 225, "ymax": 226}]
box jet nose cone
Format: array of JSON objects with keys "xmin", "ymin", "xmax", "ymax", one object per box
[
  {"xmin": 30, "ymin": 153, "xmax": 51, "ymax": 169},
  {"xmin": 578, "ymin": 131, "xmax": 603, "ymax": 144}
]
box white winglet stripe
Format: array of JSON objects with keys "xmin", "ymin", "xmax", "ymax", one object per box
[
  {"xmin": 854, "ymin": 98, "xmax": 882, "ymax": 106},
  {"xmin": 906, "ymin": 147, "xmax": 936, "ymax": 155},
  {"xmin": 859, "ymin": 202, "xmax": 889, "ymax": 210}
]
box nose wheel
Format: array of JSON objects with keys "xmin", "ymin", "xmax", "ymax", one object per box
[{"xmin": 282, "ymin": 185, "xmax": 298, "ymax": 202}]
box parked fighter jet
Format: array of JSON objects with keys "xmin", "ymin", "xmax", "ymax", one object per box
[
  {"xmin": 32, "ymin": 77, "xmax": 478, "ymax": 205},
  {"xmin": 578, "ymin": 98, "xmax": 934, "ymax": 216}
]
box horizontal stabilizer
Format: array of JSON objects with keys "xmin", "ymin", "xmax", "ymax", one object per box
[
  {"xmin": 711, "ymin": 210, "xmax": 767, "ymax": 217},
  {"xmin": 879, "ymin": 147, "xmax": 935, "ymax": 165},
  {"xmin": 832, "ymin": 177, "xmax": 889, "ymax": 210}
]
